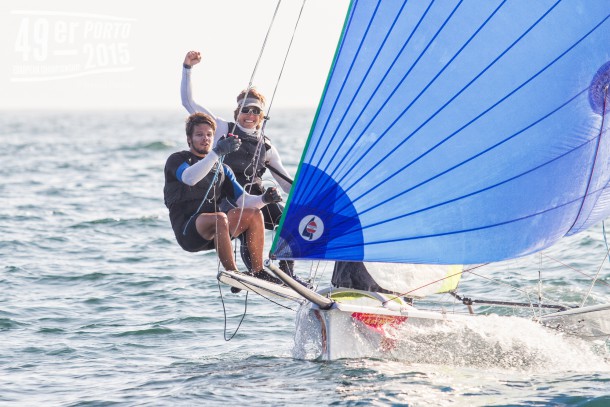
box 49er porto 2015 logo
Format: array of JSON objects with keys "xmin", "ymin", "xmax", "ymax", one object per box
[{"xmin": 299, "ymin": 215, "xmax": 324, "ymax": 241}]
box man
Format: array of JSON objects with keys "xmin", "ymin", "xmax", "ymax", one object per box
[
  {"xmin": 164, "ymin": 112, "xmax": 283, "ymax": 285},
  {"xmin": 180, "ymin": 50, "xmax": 308, "ymax": 287}
]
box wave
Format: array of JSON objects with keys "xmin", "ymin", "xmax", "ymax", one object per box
[
  {"xmin": 36, "ymin": 272, "xmax": 111, "ymax": 283},
  {"xmin": 114, "ymin": 326, "xmax": 173, "ymax": 337},
  {"xmin": 70, "ymin": 215, "xmax": 163, "ymax": 229},
  {"xmin": 0, "ymin": 318, "xmax": 26, "ymax": 331},
  {"xmin": 118, "ymin": 140, "xmax": 176, "ymax": 151}
]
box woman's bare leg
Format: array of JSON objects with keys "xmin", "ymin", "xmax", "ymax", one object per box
[{"xmin": 227, "ymin": 208, "xmax": 264, "ymax": 271}]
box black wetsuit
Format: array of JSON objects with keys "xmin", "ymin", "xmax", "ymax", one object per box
[
  {"xmin": 224, "ymin": 123, "xmax": 293, "ymax": 274},
  {"xmin": 224, "ymin": 123, "xmax": 283, "ymax": 230},
  {"xmin": 164, "ymin": 150, "xmax": 244, "ymax": 252}
]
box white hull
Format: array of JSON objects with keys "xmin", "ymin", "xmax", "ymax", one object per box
[
  {"xmin": 300, "ymin": 288, "xmax": 610, "ymax": 361},
  {"xmin": 221, "ymin": 265, "xmax": 610, "ymax": 360},
  {"xmin": 538, "ymin": 303, "xmax": 610, "ymax": 339},
  {"xmin": 304, "ymin": 288, "xmax": 472, "ymax": 360}
]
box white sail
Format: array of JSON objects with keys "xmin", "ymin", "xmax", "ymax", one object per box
[
  {"xmin": 363, "ymin": 263, "xmax": 462, "ymax": 298},
  {"xmin": 330, "ymin": 261, "xmax": 462, "ymax": 298}
]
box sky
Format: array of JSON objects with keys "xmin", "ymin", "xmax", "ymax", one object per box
[{"xmin": 1, "ymin": 0, "xmax": 350, "ymax": 110}]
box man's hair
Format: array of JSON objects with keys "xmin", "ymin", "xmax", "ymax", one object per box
[
  {"xmin": 185, "ymin": 112, "xmax": 217, "ymax": 138},
  {"xmin": 233, "ymin": 87, "xmax": 266, "ymax": 128}
]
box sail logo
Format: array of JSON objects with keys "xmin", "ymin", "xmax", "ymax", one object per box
[{"xmin": 299, "ymin": 215, "xmax": 324, "ymax": 241}]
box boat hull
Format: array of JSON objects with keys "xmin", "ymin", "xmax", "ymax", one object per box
[
  {"xmin": 304, "ymin": 288, "xmax": 474, "ymax": 360},
  {"xmin": 298, "ymin": 288, "xmax": 610, "ymax": 360},
  {"xmin": 538, "ymin": 303, "xmax": 610, "ymax": 339}
]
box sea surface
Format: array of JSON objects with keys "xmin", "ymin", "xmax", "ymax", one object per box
[{"xmin": 1, "ymin": 109, "xmax": 610, "ymax": 406}]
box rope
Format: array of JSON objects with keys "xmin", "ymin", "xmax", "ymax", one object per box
[
  {"xmin": 381, "ymin": 263, "xmax": 486, "ymax": 306},
  {"xmin": 213, "ymin": 1, "xmax": 308, "ymax": 307},
  {"xmin": 242, "ymin": 0, "xmax": 307, "ymax": 183},
  {"xmin": 218, "ymin": 279, "xmax": 249, "ymax": 341},
  {"xmin": 230, "ymin": 0, "xmax": 283, "ymax": 136},
  {"xmin": 182, "ymin": 157, "xmax": 225, "ymax": 236},
  {"xmin": 251, "ymin": 0, "xmax": 307, "ymax": 188},
  {"xmin": 581, "ymin": 221, "xmax": 610, "ymax": 307},
  {"xmin": 602, "ymin": 220, "xmax": 610, "ymax": 261},
  {"xmin": 229, "ymin": 0, "xmax": 285, "ymax": 242},
  {"xmin": 230, "ymin": 0, "xmax": 307, "ymax": 272},
  {"xmin": 236, "ymin": 278, "xmax": 298, "ymax": 311},
  {"xmin": 466, "ymin": 270, "xmax": 552, "ymax": 318},
  {"xmin": 380, "ymin": 262, "xmax": 568, "ymax": 319},
  {"xmin": 261, "ymin": 0, "xmax": 308, "ymax": 126},
  {"xmin": 580, "ymin": 85, "xmax": 609, "ymax": 307},
  {"xmin": 541, "ymin": 251, "xmax": 610, "ymax": 288},
  {"xmin": 208, "ymin": 0, "xmax": 280, "ymax": 265}
]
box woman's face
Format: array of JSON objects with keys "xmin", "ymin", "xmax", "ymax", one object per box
[{"xmin": 237, "ymin": 106, "xmax": 262, "ymax": 129}]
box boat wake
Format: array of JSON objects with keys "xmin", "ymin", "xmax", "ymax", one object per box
[{"xmin": 293, "ymin": 307, "xmax": 610, "ymax": 372}]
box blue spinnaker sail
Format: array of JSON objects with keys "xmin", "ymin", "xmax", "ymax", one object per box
[{"xmin": 272, "ymin": 0, "xmax": 610, "ymax": 264}]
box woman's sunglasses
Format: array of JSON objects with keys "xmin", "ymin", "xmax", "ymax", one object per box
[{"xmin": 240, "ymin": 107, "xmax": 262, "ymax": 115}]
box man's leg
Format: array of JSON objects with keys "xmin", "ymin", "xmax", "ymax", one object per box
[{"xmin": 195, "ymin": 213, "xmax": 237, "ymax": 271}]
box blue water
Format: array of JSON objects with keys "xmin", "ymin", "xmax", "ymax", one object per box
[{"xmin": 1, "ymin": 110, "xmax": 609, "ymax": 406}]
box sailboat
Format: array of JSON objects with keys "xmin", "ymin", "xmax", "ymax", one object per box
[{"xmin": 220, "ymin": 0, "xmax": 610, "ymax": 360}]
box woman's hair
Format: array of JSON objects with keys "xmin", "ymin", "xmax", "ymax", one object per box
[{"xmin": 233, "ymin": 87, "xmax": 266, "ymax": 128}]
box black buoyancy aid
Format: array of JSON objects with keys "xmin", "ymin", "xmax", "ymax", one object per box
[
  {"xmin": 164, "ymin": 152, "xmax": 226, "ymax": 213},
  {"xmin": 223, "ymin": 123, "xmax": 270, "ymax": 188}
]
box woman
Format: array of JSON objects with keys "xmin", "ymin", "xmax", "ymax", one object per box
[{"xmin": 180, "ymin": 50, "xmax": 303, "ymax": 283}]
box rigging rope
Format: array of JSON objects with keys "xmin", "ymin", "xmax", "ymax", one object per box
[
  {"xmin": 182, "ymin": 158, "xmax": 224, "ymax": 236},
  {"xmin": 230, "ymin": 0, "xmax": 283, "ymax": 136},
  {"xmin": 261, "ymin": 0, "xmax": 308, "ymax": 129},
  {"xmin": 241, "ymin": 0, "xmax": 307, "ymax": 186},
  {"xmin": 228, "ymin": 0, "xmax": 284, "ymax": 239},
  {"xmin": 381, "ymin": 263, "xmax": 486, "ymax": 306},
  {"xmin": 580, "ymin": 85, "xmax": 609, "ymax": 307},
  {"xmin": 541, "ymin": 251, "xmax": 610, "ymax": 288},
  {"xmin": 581, "ymin": 221, "xmax": 610, "ymax": 307},
  {"xmin": 186, "ymin": 0, "xmax": 286, "ymax": 276},
  {"xmin": 382, "ymin": 262, "xmax": 568, "ymax": 318},
  {"xmin": 218, "ymin": 280, "xmax": 249, "ymax": 341},
  {"xmin": 229, "ymin": 0, "xmax": 308, "ymax": 275}
]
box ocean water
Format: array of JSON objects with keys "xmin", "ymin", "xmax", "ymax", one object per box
[{"xmin": 1, "ymin": 109, "xmax": 610, "ymax": 406}]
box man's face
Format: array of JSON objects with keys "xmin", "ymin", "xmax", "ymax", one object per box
[{"xmin": 189, "ymin": 123, "xmax": 214, "ymax": 156}]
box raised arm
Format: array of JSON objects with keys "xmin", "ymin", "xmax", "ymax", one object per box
[
  {"xmin": 181, "ymin": 51, "xmax": 230, "ymax": 144},
  {"xmin": 181, "ymin": 51, "xmax": 207, "ymax": 114}
]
